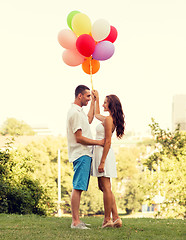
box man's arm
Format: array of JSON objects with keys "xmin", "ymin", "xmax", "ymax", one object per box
[
  {"xmin": 87, "ymin": 93, "xmax": 95, "ymax": 124},
  {"xmin": 75, "ymin": 129, "xmax": 104, "ymax": 146}
]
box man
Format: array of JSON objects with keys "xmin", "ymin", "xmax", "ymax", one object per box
[{"xmin": 66, "ymin": 85, "xmax": 104, "ymax": 229}]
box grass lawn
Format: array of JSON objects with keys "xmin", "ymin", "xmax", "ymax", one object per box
[{"xmin": 0, "ymin": 214, "xmax": 185, "ymax": 240}]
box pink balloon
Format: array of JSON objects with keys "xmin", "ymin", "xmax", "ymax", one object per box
[
  {"xmin": 92, "ymin": 41, "xmax": 115, "ymax": 61},
  {"xmin": 103, "ymin": 26, "xmax": 118, "ymax": 43},
  {"xmin": 58, "ymin": 29, "xmax": 77, "ymax": 49},
  {"xmin": 62, "ymin": 49, "xmax": 85, "ymax": 66},
  {"xmin": 76, "ymin": 34, "xmax": 96, "ymax": 57}
]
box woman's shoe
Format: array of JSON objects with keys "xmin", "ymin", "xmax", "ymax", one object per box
[
  {"xmin": 102, "ymin": 220, "xmax": 113, "ymax": 228},
  {"xmin": 113, "ymin": 218, "xmax": 122, "ymax": 228}
]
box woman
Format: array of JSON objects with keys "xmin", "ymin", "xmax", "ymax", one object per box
[{"xmin": 91, "ymin": 90, "xmax": 125, "ymax": 228}]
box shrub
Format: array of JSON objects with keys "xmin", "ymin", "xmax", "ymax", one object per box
[{"xmin": 0, "ymin": 139, "xmax": 52, "ymax": 215}]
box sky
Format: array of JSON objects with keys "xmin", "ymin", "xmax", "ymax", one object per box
[{"xmin": 0, "ymin": 0, "xmax": 186, "ymax": 136}]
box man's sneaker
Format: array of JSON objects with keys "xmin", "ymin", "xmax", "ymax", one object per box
[
  {"xmin": 71, "ymin": 222, "xmax": 90, "ymax": 229},
  {"xmin": 80, "ymin": 221, "xmax": 91, "ymax": 227}
]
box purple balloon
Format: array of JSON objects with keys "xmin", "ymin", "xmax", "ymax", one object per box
[{"xmin": 92, "ymin": 41, "xmax": 115, "ymax": 61}]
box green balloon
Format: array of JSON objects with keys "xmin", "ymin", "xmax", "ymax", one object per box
[{"xmin": 67, "ymin": 10, "xmax": 80, "ymax": 30}]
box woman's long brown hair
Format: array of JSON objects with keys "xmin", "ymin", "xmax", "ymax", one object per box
[{"xmin": 106, "ymin": 95, "xmax": 125, "ymax": 138}]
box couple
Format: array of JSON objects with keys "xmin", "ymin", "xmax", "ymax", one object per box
[{"xmin": 66, "ymin": 85, "xmax": 125, "ymax": 229}]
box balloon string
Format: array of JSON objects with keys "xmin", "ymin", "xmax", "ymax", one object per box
[{"xmin": 90, "ymin": 59, "xmax": 94, "ymax": 90}]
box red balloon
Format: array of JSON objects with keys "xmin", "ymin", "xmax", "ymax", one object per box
[
  {"xmin": 76, "ymin": 34, "xmax": 96, "ymax": 57},
  {"xmin": 103, "ymin": 26, "xmax": 118, "ymax": 43}
]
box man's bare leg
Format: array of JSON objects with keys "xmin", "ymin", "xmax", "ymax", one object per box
[{"xmin": 71, "ymin": 189, "xmax": 82, "ymax": 226}]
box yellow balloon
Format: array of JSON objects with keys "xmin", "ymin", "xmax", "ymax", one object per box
[{"xmin": 72, "ymin": 13, "xmax": 92, "ymax": 36}]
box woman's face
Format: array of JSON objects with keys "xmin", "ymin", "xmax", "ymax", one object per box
[{"xmin": 102, "ymin": 97, "xmax": 109, "ymax": 112}]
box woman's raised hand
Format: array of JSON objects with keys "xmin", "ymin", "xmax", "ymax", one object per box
[{"xmin": 92, "ymin": 90, "xmax": 99, "ymax": 100}]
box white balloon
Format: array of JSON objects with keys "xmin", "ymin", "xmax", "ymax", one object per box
[{"xmin": 91, "ymin": 19, "xmax": 110, "ymax": 42}]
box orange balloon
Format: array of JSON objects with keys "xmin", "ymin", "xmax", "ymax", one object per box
[{"xmin": 82, "ymin": 58, "xmax": 100, "ymax": 74}]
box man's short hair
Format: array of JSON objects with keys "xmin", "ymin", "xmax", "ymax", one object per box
[{"xmin": 75, "ymin": 85, "xmax": 90, "ymax": 98}]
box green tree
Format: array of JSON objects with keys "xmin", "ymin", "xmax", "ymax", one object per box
[
  {"xmin": 115, "ymin": 147, "xmax": 145, "ymax": 214},
  {"xmin": 142, "ymin": 119, "xmax": 186, "ymax": 219},
  {"xmin": 80, "ymin": 177, "xmax": 104, "ymax": 216},
  {"xmin": 0, "ymin": 138, "xmax": 51, "ymax": 215},
  {"xmin": 20, "ymin": 136, "xmax": 71, "ymax": 214},
  {"xmin": 0, "ymin": 118, "xmax": 35, "ymax": 136}
]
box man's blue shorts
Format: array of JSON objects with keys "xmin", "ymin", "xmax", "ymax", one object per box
[{"xmin": 73, "ymin": 155, "xmax": 92, "ymax": 191}]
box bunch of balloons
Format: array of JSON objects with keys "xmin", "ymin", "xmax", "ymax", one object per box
[{"xmin": 58, "ymin": 10, "xmax": 118, "ymax": 77}]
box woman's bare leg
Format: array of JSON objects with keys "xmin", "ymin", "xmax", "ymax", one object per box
[
  {"xmin": 98, "ymin": 178, "xmax": 120, "ymax": 222},
  {"xmin": 111, "ymin": 192, "xmax": 120, "ymax": 221},
  {"xmin": 99, "ymin": 177, "xmax": 113, "ymax": 223}
]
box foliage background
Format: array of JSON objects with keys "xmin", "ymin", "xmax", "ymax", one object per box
[{"xmin": 0, "ymin": 118, "xmax": 185, "ymax": 218}]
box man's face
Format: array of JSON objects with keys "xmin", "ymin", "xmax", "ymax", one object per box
[{"xmin": 80, "ymin": 90, "xmax": 91, "ymax": 106}]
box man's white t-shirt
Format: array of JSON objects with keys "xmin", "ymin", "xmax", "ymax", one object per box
[{"xmin": 66, "ymin": 103, "xmax": 93, "ymax": 162}]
